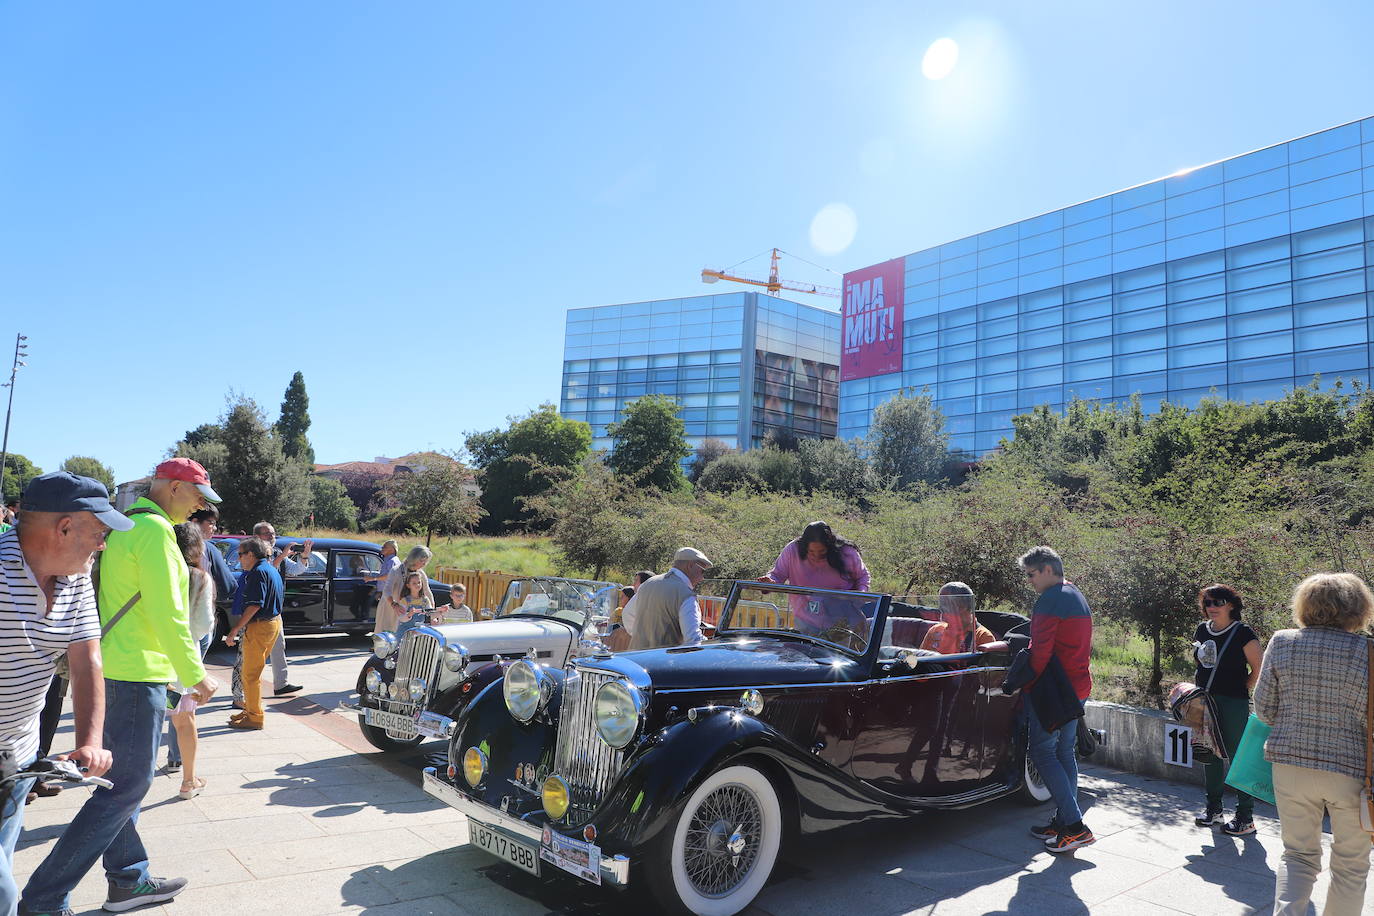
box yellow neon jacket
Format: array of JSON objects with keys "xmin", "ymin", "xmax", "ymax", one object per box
[{"xmin": 97, "ymin": 497, "xmax": 207, "ymax": 686}]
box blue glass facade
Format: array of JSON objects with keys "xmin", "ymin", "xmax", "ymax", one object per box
[
  {"xmin": 838, "ymin": 117, "xmax": 1374, "ymax": 455},
  {"xmin": 561, "ymin": 292, "xmax": 840, "ymax": 453}
]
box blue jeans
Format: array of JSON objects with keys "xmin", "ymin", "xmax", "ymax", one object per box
[
  {"xmin": 165, "ymin": 633, "xmax": 212, "ymax": 765},
  {"xmin": 1026, "ymin": 698, "xmax": 1084, "ymax": 827},
  {"xmin": 1, "ymin": 756, "xmax": 37, "ymax": 916},
  {"xmin": 21, "ymin": 680, "xmax": 164, "ymax": 912}
]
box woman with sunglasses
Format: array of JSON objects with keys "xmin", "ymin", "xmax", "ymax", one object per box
[{"xmin": 1190, "ymin": 583, "xmax": 1263, "ymax": 836}]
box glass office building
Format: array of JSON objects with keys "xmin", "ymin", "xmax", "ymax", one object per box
[
  {"xmin": 561, "ymin": 292, "xmax": 840, "ymax": 453},
  {"xmin": 838, "ymin": 117, "xmax": 1374, "ymax": 455}
]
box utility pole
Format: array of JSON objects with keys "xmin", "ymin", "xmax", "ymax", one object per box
[{"xmin": 0, "ymin": 333, "xmax": 30, "ymax": 505}]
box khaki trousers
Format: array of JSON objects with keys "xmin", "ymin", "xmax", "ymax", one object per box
[
  {"xmin": 1272, "ymin": 761, "xmax": 1372, "ymax": 916},
  {"xmin": 240, "ymin": 618, "xmax": 283, "ymax": 723}
]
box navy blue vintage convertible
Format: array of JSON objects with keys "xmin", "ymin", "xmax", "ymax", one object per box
[{"xmin": 423, "ymin": 581, "xmax": 1046, "ymax": 915}]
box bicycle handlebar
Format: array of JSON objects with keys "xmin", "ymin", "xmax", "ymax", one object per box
[{"xmin": 0, "ymin": 756, "xmax": 113, "ymax": 792}]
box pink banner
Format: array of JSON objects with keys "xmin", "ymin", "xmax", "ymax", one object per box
[{"xmin": 841, "ymin": 258, "xmax": 904, "ymax": 381}]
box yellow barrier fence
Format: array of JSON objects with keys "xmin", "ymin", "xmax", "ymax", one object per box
[{"xmin": 433, "ymin": 567, "xmax": 520, "ymax": 618}]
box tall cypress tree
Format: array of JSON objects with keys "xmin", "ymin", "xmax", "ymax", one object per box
[{"xmin": 275, "ymin": 371, "xmax": 315, "ymax": 464}]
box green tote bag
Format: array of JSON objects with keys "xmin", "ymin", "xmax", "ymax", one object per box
[{"xmin": 1225, "ymin": 714, "xmax": 1275, "ymax": 805}]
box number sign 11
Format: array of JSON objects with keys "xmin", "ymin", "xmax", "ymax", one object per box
[{"xmin": 1164, "ymin": 724, "xmax": 1193, "ymax": 767}]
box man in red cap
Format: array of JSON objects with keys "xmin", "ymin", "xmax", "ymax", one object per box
[{"xmin": 20, "ymin": 458, "xmax": 221, "ymax": 916}]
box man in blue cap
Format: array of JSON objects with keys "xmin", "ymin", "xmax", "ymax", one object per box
[{"xmin": 0, "ymin": 472, "xmax": 123, "ymax": 916}]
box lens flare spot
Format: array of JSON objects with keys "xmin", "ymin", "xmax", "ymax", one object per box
[
  {"xmin": 922, "ymin": 37, "xmax": 959, "ymax": 80},
  {"xmin": 810, "ymin": 203, "xmax": 857, "ymax": 256}
]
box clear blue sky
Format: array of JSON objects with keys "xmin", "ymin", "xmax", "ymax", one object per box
[{"xmin": 3, "ymin": 1, "xmax": 1372, "ymax": 484}]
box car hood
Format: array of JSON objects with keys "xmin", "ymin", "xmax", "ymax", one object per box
[
  {"xmin": 593, "ymin": 637, "xmax": 866, "ymax": 690},
  {"xmin": 428, "ymin": 618, "xmax": 578, "ymax": 662}
]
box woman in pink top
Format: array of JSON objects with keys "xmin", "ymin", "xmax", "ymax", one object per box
[{"xmin": 760, "ymin": 521, "xmax": 871, "ymax": 635}]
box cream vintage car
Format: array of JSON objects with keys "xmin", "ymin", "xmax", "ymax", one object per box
[{"xmin": 345, "ymin": 577, "xmax": 622, "ymax": 751}]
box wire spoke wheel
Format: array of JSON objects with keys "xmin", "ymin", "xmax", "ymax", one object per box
[
  {"xmin": 661, "ymin": 764, "xmax": 782, "ymax": 916},
  {"xmin": 682, "ymin": 784, "xmax": 762, "ymax": 897}
]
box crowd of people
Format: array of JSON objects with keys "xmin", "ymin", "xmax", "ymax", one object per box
[{"xmin": 1, "ymin": 462, "xmax": 1371, "ymax": 914}]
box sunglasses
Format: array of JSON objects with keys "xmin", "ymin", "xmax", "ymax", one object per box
[{"xmin": 1203, "ymin": 597, "xmax": 1229, "ymax": 608}]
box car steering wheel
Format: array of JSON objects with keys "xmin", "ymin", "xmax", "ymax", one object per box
[{"xmin": 818, "ymin": 624, "xmax": 865, "ymax": 650}]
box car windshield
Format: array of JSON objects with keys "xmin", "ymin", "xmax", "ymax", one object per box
[
  {"xmin": 495, "ymin": 578, "xmax": 620, "ymax": 628},
  {"xmin": 718, "ymin": 582, "xmax": 883, "ymax": 655}
]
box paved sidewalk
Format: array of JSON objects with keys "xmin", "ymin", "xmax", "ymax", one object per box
[{"xmin": 14, "ymin": 657, "xmax": 1374, "ymax": 915}]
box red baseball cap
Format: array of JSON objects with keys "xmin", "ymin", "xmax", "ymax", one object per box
[{"xmin": 154, "ymin": 457, "xmax": 222, "ymax": 503}]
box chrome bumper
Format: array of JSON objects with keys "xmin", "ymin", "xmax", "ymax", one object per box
[{"xmin": 422, "ymin": 768, "xmax": 631, "ymax": 887}]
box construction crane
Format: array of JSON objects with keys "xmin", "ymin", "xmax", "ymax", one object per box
[{"xmin": 701, "ymin": 248, "xmax": 841, "ymax": 299}]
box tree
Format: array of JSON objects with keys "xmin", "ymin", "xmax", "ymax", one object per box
[
  {"xmin": 1, "ymin": 453, "xmax": 41, "ymax": 506},
  {"xmin": 696, "ymin": 452, "xmax": 765, "ymax": 494},
  {"xmin": 200, "ymin": 396, "xmax": 311, "ymax": 532},
  {"xmin": 688, "ymin": 438, "xmax": 733, "ymax": 485},
  {"xmin": 181, "ymin": 423, "xmax": 222, "ymax": 448},
  {"xmin": 532, "ymin": 456, "xmax": 649, "ymax": 580},
  {"xmin": 373, "ymin": 451, "xmax": 482, "ymax": 544},
  {"xmin": 866, "ymin": 390, "xmax": 950, "ymax": 489},
  {"xmin": 60, "ymin": 456, "xmax": 115, "ymax": 492},
  {"xmin": 308, "ymin": 475, "xmax": 359, "ymax": 531},
  {"xmin": 275, "ymin": 371, "xmax": 315, "ymax": 464},
  {"xmin": 606, "ymin": 394, "xmax": 690, "ymax": 492},
  {"xmin": 466, "ymin": 404, "xmax": 592, "ymax": 533},
  {"xmin": 798, "ymin": 437, "xmax": 873, "ymax": 503}
]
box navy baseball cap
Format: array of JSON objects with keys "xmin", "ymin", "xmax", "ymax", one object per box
[{"xmin": 20, "ymin": 472, "xmax": 135, "ymax": 532}]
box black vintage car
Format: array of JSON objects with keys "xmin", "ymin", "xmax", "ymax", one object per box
[
  {"xmin": 423, "ymin": 580, "xmax": 1047, "ymax": 916},
  {"xmin": 210, "ymin": 536, "xmax": 451, "ymax": 638}
]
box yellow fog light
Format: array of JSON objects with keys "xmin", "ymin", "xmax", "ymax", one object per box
[
  {"xmin": 541, "ymin": 775, "xmax": 570, "ymax": 820},
  {"xmin": 462, "ymin": 747, "xmax": 487, "ymax": 788}
]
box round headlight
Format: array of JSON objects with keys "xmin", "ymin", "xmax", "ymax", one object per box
[
  {"xmin": 541, "ymin": 775, "xmax": 570, "ymax": 820},
  {"xmin": 594, "ymin": 679, "xmax": 643, "ymax": 749},
  {"xmin": 408, "ymin": 678, "xmax": 427, "ymax": 702},
  {"xmin": 462, "ymin": 747, "xmax": 487, "ymax": 787},
  {"xmin": 740, "ymin": 688, "xmax": 764, "ymax": 716},
  {"xmin": 372, "ymin": 632, "xmax": 398, "ymax": 659},
  {"xmin": 388, "ymin": 681, "xmax": 402, "ymax": 701},
  {"xmin": 503, "ymin": 659, "xmax": 550, "ymax": 724},
  {"xmin": 364, "ymin": 669, "xmax": 382, "ymax": 695},
  {"xmin": 443, "ymin": 643, "xmax": 470, "ymax": 673}
]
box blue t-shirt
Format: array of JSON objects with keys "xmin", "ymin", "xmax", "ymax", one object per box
[{"xmin": 239, "ymin": 562, "xmax": 283, "ymax": 621}]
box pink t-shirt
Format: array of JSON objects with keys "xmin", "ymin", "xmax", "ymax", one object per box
[{"xmin": 768, "ymin": 540, "xmax": 871, "ymax": 629}]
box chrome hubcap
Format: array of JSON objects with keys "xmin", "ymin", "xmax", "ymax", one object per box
[{"xmin": 683, "ymin": 784, "xmax": 761, "ymax": 897}]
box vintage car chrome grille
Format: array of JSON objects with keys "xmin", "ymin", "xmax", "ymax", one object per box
[
  {"xmin": 395, "ymin": 630, "xmax": 442, "ymax": 706},
  {"xmin": 554, "ymin": 667, "xmax": 626, "ymax": 822}
]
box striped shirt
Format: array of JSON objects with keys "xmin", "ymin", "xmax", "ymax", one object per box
[{"xmin": 0, "ymin": 528, "xmax": 101, "ymax": 765}]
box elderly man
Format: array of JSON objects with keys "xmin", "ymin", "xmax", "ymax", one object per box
[
  {"xmin": 627, "ymin": 548, "xmax": 712, "ymax": 651},
  {"xmin": 20, "ymin": 458, "xmax": 220, "ymax": 916},
  {"xmin": 0, "ymin": 473, "xmax": 120, "ymax": 916},
  {"xmin": 920, "ymin": 582, "xmax": 996, "ymax": 655},
  {"xmin": 223, "ymin": 538, "xmax": 283, "ymax": 730}
]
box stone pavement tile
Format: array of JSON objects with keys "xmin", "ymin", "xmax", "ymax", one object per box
[
  {"xmin": 346, "ymin": 848, "xmax": 500, "ymax": 901},
  {"xmin": 360, "ymin": 894, "xmax": 469, "ymax": 916},
  {"xmin": 1090, "ymin": 818, "xmax": 1226, "ymax": 868},
  {"xmin": 1124, "ymin": 858, "xmax": 1277, "ymax": 915},
  {"xmin": 308, "ymin": 799, "xmax": 464, "ymax": 835},
  {"xmin": 1012, "ymin": 845, "xmax": 1171, "ymax": 906},
  {"xmin": 896, "ymin": 875, "xmax": 1088, "ymax": 916},
  {"xmin": 240, "ymin": 761, "xmax": 381, "ymax": 789},
  {"xmin": 881, "ymin": 843, "xmax": 1029, "ymax": 895},
  {"xmin": 443, "ymin": 882, "xmax": 567, "ymax": 916},
  {"xmin": 140, "ymin": 812, "xmax": 325, "ymax": 858},
  {"xmin": 1084, "ymin": 897, "xmax": 1207, "ymax": 915},
  {"xmin": 191, "ymin": 786, "xmax": 335, "ymax": 820},
  {"xmin": 150, "ymin": 864, "xmax": 398, "ymax": 916},
  {"xmin": 232, "ymin": 826, "xmax": 434, "ymax": 878},
  {"xmin": 12, "ymin": 848, "xmax": 252, "ymax": 910},
  {"xmin": 316, "ymin": 779, "xmax": 432, "ymax": 806},
  {"xmin": 408, "ymin": 819, "xmax": 479, "ymax": 853},
  {"xmin": 753, "ymin": 868, "xmax": 938, "ymax": 916},
  {"xmin": 186, "ymin": 752, "xmax": 313, "ymax": 776}
]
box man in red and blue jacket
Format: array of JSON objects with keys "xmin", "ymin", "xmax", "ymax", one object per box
[{"xmin": 1020, "ymin": 545, "xmax": 1095, "ymax": 854}]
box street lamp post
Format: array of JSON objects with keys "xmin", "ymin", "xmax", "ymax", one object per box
[{"xmin": 0, "ymin": 333, "xmax": 30, "ymax": 505}]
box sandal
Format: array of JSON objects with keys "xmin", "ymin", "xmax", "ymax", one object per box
[{"xmin": 178, "ymin": 777, "xmax": 206, "ymax": 800}]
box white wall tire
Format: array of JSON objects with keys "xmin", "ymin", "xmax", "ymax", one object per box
[
  {"xmin": 1019, "ymin": 752, "xmax": 1053, "ymax": 805},
  {"xmin": 659, "ymin": 764, "xmax": 782, "ymax": 916}
]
